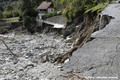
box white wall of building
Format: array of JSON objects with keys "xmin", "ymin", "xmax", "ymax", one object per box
[
  {"xmin": 47, "ymin": 8, "xmax": 54, "ymax": 13},
  {"xmin": 37, "ymin": 8, "xmax": 55, "ymax": 20}
]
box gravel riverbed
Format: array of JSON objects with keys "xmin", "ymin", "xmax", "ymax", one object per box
[{"xmin": 0, "ymin": 32, "xmax": 72, "ymax": 80}]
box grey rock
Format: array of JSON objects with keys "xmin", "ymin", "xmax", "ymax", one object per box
[
  {"xmin": 13, "ymin": 60, "xmax": 18, "ymax": 64},
  {"xmin": 19, "ymin": 69, "xmax": 24, "ymax": 71},
  {"xmin": 26, "ymin": 52, "xmax": 34, "ymax": 57},
  {"xmin": 0, "ymin": 31, "xmax": 72, "ymax": 79},
  {"xmin": 24, "ymin": 64, "xmax": 34, "ymax": 69}
]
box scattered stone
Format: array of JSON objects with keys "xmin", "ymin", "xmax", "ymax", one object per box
[
  {"xmin": 42, "ymin": 55, "xmax": 49, "ymax": 63},
  {"xmin": 41, "ymin": 70, "xmax": 46, "ymax": 73},
  {"xmin": 19, "ymin": 69, "xmax": 24, "ymax": 71},
  {"xmin": 34, "ymin": 47, "xmax": 40, "ymax": 49},
  {"xmin": 4, "ymin": 79, "xmax": 11, "ymax": 80},
  {"xmin": 24, "ymin": 64, "xmax": 35, "ymax": 69},
  {"xmin": 64, "ymin": 59, "xmax": 69, "ymax": 63},
  {"xmin": 13, "ymin": 60, "xmax": 18, "ymax": 64},
  {"xmin": 0, "ymin": 32, "xmax": 72, "ymax": 80},
  {"xmin": 25, "ymin": 52, "xmax": 34, "ymax": 57},
  {"xmin": 32, "ymin": 60, "xmax": 38, "ymax": 64}
]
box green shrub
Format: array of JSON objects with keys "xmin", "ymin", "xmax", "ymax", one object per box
[
  {"xmin": 13, "ymin": 9, "xmax": 21, "ymax": 17},
  {"xmin": 62, "ymin": 6, "xmax": 83, "ymax": 22},
  {"xmin": 60, "ymin": 0, "xmax": 114, "ymax": 22},
  {"xmin": 19, "ymin": 15, "xmax": 23, "ymax": 21},
  {"xmin": 3, "ymin": 11, "xmax": 13, "ymax": 18},
  {"xmin": 57, "ymin": 11, "xmax": 62, "ymax": 15},
  {"xmin": 85, "ymin": 2, "xmax": 109, "ymax": 15},
  {"xmin": 23, "ymin": 9, "xmax": 38, "ymax": 18},
  {"xmin": 0, "ymin": 10, "xmax": 3, "ymax": 20},
  {"xmin": 23, "ymin": 16, "xmax": 36, "ymax": 33},
  {"xmin": 22, "ymin": 8, "xmax": 38, "ymax": 33},
  {"xmin": 42, "ymin": 11, "xmax": 62, "ymax": 19}
]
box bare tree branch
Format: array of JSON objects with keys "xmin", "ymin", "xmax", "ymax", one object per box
[{"xmin": 0, "ymin": 38, "xmax": 17, "ymax": 59}]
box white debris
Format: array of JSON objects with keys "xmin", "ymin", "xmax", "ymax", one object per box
[
  {"xmin": 64, "ymin": 59, "xmax": 70, "ymax": 63},
  {"xmin": 53, "ymin": 24, "xmax": 65, "ymax": 28},
  {"xmin": 66, "ymin": 36, "xmax": 71, "ymax": 40}
]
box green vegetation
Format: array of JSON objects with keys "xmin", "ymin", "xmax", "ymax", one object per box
[
  {"xmin": 0, "ymin": 10, "xmax": 3, "ymax": 20},
  {"xmin": 3, "ymin": 9, "xmax": 21, "ymax": 18},
  {"xmin": 21, "ymin": 0, "xmax": 53, "ymax": 33},
  {"xmin": 57, "ymin": 0, "xmax": 114, "ymax": 22},
  {"xmin": 0, "ymin": 0, "xmax": 114, "ymax": 33},
  {"xmin": 22, "ymin": 0, "xmax": 38, "ymax": 33},
  {"xmin": 3, "ymin": 17, "xmax": 19, "ymax": 22},
  {"xmin": 42, "ymin": 11, "xmax": 62, "ymax": 19},
  {"xmin": 85, "ymin": 2, "xmax": 109, "ymax": 14},
  {"xmin": 0, "ymin": 0, "xmax": 22, "ymax": 18},
  {"xmin": 21, "ymin": 0, "xmax": 114, "ymax": 33},
  {"xmin": 0, "ymin": 0, "xmax": 52, "ymax": 20}
]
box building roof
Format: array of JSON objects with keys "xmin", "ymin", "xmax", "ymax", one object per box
[{"xmin": 37, "ymin": 1, "xmax": 53, "ymax": 10}]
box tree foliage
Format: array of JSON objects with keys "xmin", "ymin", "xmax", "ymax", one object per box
[
  {"xmin": 0, "ymin": 4, "xmax": 3, "ymax": 11},
  {"xmin": 0, "ymin": 10, "xmax": 3, "ymax": 20},
  {"xmin": 23, "ymin": 16, "xmax": 36, "ymax": 33},
  {"xmin": 59, "ymin": 0, "xmax": 114, "ymax": 22},
  {"xmin": 7, "ymin": 5, "xmax": 13, "ymax": 11},
  {"xmin": 21, "ymin": 0, "xmax": 31, "ymax": 11},
  {"xmin": 0, "ymin": 0, "xmax": 22, "ymax": 18},
  {"xmin": 22, "ymin": 0, "xmax": 38, "ymax": 33}
]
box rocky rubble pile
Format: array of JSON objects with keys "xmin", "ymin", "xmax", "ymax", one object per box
[{"xmin": 0, "ymin": 32, "xmax": 72, "ymax": 80}]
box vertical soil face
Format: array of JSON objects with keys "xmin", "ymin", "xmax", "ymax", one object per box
[
  {"xmin": 51, "ymin": 12, "xmax": 98, "ymax": 64},
  {"xmin": 75, "ymin": 12, "xmax": 98, "ymax": 46}
]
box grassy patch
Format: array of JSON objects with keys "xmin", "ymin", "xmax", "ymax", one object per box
[
  {"xmin": 42, "ymin": 11, "xmax": 62, "ymax": 19},
  {"xmin": 3, "ymin": 17, "xmax": 19, "ymax": 22}
]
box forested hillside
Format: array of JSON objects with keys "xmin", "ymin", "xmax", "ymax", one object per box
[
  {"xmin": 0, "ymin": 0, "xmax": 21, "ymax": 19},
  {"xmin": 0, "ymin": 0, "xmax": 52, "ymax": 19},
  {"xmin": 60, "ymin": 0, "xmax": 114, "ymax": 22},
  {"xmin": 39, "ymin": 0, "xmax": 114, "ymax": 23}
]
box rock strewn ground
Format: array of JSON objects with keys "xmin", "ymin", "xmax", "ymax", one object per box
[{"xmin": 0, "ymin": 32, "xmax": 72, "ymax": 80}]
